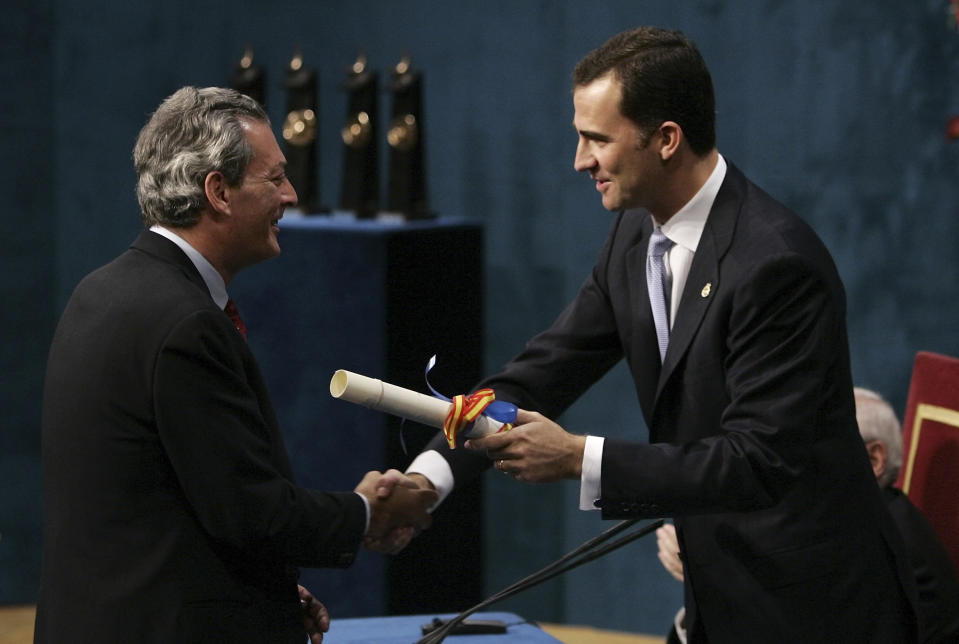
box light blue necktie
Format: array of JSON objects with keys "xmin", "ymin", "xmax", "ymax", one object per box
[{"xmin": 647, "ymin": 229, "xmax": 674, "ymax": 363}]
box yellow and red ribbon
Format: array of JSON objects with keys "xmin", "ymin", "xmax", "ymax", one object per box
[{"xmin": 442, "ymin": 387, "xmax": 512, "ymax": 448}]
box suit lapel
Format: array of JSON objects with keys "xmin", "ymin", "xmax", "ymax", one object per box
[
  {"xmin": 131, "ymin": 230, "xmax": 287, "ymax": 466},
  {"xmin": 655, "ymin": 165, "xmax": 742, "ymax": 401},
  {"xmin": 656, "ymin": 229, "xmax": 719, "ymax": 398}
]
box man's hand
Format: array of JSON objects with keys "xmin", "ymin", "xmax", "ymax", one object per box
[
  {"xmin": 355, "ymin": 469, "xmax": 437, "ymax": 553},
  {"xmin": 363, "ymin": 472, "xmax": 437, "ymax": 554},
  {"xmin": 465, "ymin": 409, "xmax": 586, "ymax": 483},
  {"xmin": 656, "ymin": 523, "xmax": 685, "ymax": 583},
  {"xmin": 298, "ymin": 584, "xmax": 330, "ymax": 644}
]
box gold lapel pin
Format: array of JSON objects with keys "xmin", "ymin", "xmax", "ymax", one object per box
[{"xmin": 701, "ymin": 282, "xmax": 712, "ymax": 298}]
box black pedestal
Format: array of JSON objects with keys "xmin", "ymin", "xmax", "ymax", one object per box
[{"xmin": 231, "ymin": 215, "xmax": 484, "ymax": 616}]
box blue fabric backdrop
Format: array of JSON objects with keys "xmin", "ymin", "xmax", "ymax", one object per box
[{"xmin": 3, "ymin": 0, "xmax": 958, "ymax": 636}]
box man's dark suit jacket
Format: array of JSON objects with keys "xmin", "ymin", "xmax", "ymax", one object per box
[
  {"xmin": 883, "ymin": 487, "xmax": 959, "ymax": 642},
  {"xmin": 425, "ymin": 162, "xmax": 917, "ymax": 643},
  {"xmin": 36, "ymin": 231, "xmax": 366, "ymax": 643}
]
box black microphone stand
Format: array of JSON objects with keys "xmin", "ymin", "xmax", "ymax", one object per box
[{"xmin": 416, "ymin": 518, "xmax": 664, "ymax": 644}]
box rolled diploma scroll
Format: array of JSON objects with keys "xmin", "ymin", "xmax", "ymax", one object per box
[{"xmin": 329, "ymin": 369, "xmax": 506, "ymax": 437}]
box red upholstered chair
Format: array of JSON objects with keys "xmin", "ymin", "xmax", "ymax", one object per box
[{"xmin": 896, "ymin": 351, "xmax": 959, "ymax": 575}]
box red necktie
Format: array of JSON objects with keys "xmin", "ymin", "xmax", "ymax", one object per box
[{"xmin": 224, "ymin": 299, "xmax": 247, "ymax": 339}]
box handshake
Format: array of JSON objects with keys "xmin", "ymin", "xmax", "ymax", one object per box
[{"xmin": 354, "ymin": 470, "xmax": 437, "ymax": 555}]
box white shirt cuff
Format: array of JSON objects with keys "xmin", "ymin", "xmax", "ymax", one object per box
[
  {"xmin": 406, "ymin": 450, "xmax": 454, "ymax": 510},
  {"xmin": 579, "ymin": 435, "xmax": 604, "ymax": 511},
  {"xmin": 357, "ymin": 492, "xmax": 371, "ymax": 534},
  {"xmin": 674, "ymin": 606, "xmax": 688, "ymax": 643}
]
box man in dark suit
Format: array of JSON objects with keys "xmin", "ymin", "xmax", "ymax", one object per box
[
  {"xmin": 855, "ymin": 388, "xmax": 959, "ymax": 642},
  {"xmin": 394, "ymin": 27, "xmax": 918, "ymax": 642},
  {"xmin": 656, "ymin": 388, "xmax": 959, "ymax": 643},
  {"xmin": 36, "ymin": 86, "xmax": 436, "ymax": 644}
]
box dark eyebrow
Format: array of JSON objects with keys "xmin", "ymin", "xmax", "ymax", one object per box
[{"xmin": 576, "ymin": 128, "xmax": 612, "ymax": 143}]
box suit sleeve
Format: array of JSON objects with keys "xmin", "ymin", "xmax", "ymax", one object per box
[
  {"xmin": 153, "ymin": 309, "xmax": 365, "ymax": 568},
  {"xmin": 601, "ymin": 252, "xmax": 849, "ymax": 516},
  {"xmin": 422, "ymin": 214, "xmax": 628, "ymax": 485}
]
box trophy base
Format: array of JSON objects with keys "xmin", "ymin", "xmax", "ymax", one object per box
[
  {"xmin": 327, "ymin": 209, "xmax": 435, "ymax": 224},
  {"xmin": 378, "ymin": 209, "xmax": 436, "ymax": 223},
  {"xmin": 283, "ymin": 206, "xmax": 330, "ymax": 218}
]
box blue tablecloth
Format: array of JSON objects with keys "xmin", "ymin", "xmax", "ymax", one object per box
[{"xmin": 323, "ymin": 612, "xmax": 561, "ymax": 643}]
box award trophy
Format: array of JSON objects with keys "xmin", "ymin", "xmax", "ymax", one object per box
[
  {"xmin": 385, "ymin": 55, "xmax": 431, "ymax": 220},
  {"xmin": 230, "ymin": 46, "xmax": 266, "ymax": 107},
  {"xmin": 339, "ymin": 53, "xmax": 379, "ymax": 219},
  {"xmin": 282, "ymin": 48, "xmax": 321, "ymax": 214}
]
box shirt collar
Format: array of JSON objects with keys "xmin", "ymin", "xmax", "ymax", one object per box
[
  {"xmin": 659, "ymin": 154, "xmax": 727, "ymax": 253},
  {"xmin": 149, "ymin": 225, "xmax": 229, "ymax": 309}
]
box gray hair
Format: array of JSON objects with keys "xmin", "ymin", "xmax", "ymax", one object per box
[
  {"xmin": 133, "ymin": 86, "xmax": 269, "ymax": 227},
  {"xmin": 854, "ymin": 387, "xmax": 903, "ymax": 488}
]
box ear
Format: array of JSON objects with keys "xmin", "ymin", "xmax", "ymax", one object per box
[
  {"xmin": 204, "ymin": 170, "xmax": 231, "ymax": 216},
  {"xmin": 864, "ymin": 440, "xmax": 887, "ymax": 481},
  {"xmin": 656, "ymin": 121, "xmax": 683, "ymax": 162}
]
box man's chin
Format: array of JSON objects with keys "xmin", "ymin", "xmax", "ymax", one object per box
[
  {"xmin": 600, "ymin": 196, "xmax": 621, "ymax": 212},
  {"xmin": 267, "ymin": 234, "xmax": 282, "ymax": 257},
  {"xmin": 255, "ymin": 243, "xmax": 282, "ymax": 265}
]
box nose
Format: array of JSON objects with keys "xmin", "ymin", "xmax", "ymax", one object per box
[
  {"xmin": 283, "ymin": 177, "xmax": 298, "ymax": 208},
  {"xmin": 573, "ymin": 139, "xmax": 595, "ymax": 173}
]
